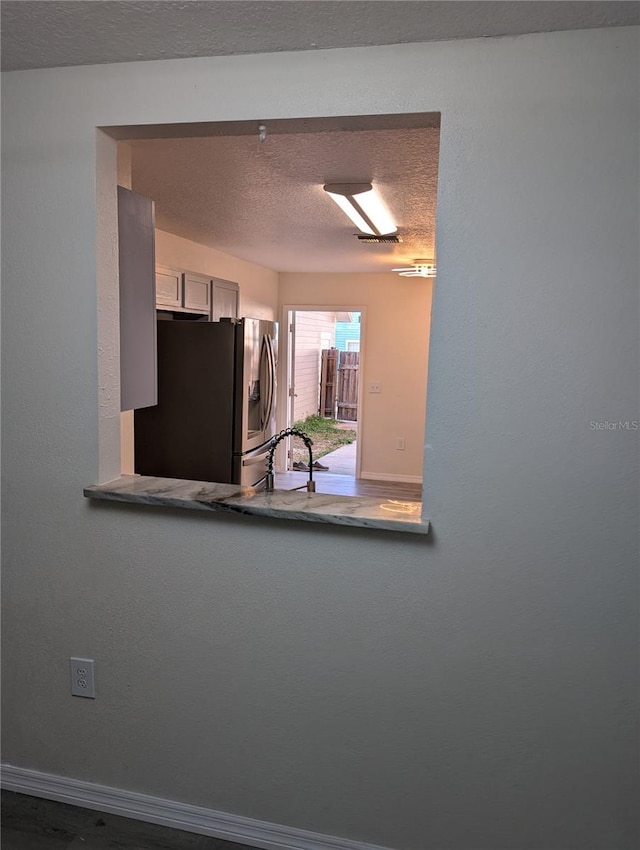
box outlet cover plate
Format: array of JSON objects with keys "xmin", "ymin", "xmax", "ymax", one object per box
[{"xmin": 70, "ymin": 657, "xmax": 95, "ymax": 698}]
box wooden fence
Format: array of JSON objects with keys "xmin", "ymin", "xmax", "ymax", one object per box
[
  {"xmin": 319, "ymin": 349, "xmax": 359, "ymax": 421},
  {"xmin": 319, "ymin": 349, "xmax": 338, "ymax": 417}
]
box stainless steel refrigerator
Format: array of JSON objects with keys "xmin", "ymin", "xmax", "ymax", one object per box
[{"xmin": 134, "ymin": 317, "xmax": 278, "ymax": 486}]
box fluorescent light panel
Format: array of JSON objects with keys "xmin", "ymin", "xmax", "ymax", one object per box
[
  {"xmin": 324, "ymin": 183, "xmax": 397, "ymax": 236},
  {"xmin": 326, "ymin": 191, "xmax": 375, "ymax": 235}
]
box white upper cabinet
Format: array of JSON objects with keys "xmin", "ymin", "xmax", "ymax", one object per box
[
  {"xmin": 183, "ymin": 272, "xmax": 212, "ymax": 312},
  {"xmin": 155, "ymin": 266, "xmax": 182, "ymax": 308},
  {"xmin": 156, "ymin": 266, "xmax": 210, "ymax": 315},
  {"xmin": 212, "ymin": 278, "xmax": 239, "ymax": 321},
  {"xmin": 155, "ymin": 266, "xmax": 239, "ymax": 321}
]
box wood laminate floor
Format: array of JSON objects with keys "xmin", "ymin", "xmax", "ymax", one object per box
[
  {"xmin": 0, "ymin": 791, "xmax": 253, "ymax": 850},
  {"xmin": 276, "ymin": 440, "xmax": 422, "ymax": 502},
  {"xmin": 274, "ymin": 470, "xmax": 422, "ymax": 500}
]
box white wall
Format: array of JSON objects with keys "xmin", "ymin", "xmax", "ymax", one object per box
[
  {"xmin": 281, "ymin": 275, "xmax": 431, "ymax": 480},
  {"xmin": 2, "ymin": 27, "xmax": 638, "ymax": 850}
]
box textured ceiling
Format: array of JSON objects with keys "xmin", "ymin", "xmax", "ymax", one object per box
[
  {"xmin": 127, "ymin": 117, "xmax": 441, "ymax": 273},
  {"xmin": 7, "ymin": 1, "xmax": 637, "ymax": 274},
  {"xmin": 2, "ymin": 1, "xmax": 638, "ymax": 72}
]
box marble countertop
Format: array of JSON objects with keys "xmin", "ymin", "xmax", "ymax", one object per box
[{"xmin": 84, "ymin": 475, "xmax": 430, "ymax": 535}]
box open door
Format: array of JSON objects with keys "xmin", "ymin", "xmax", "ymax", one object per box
[
  {"xmin": 283, "ymin": 306, "xmax": 363, "ymax": 480},
  {"xmin": 283, "ymin": 310, "xmax": 297, "ymax": 470}
]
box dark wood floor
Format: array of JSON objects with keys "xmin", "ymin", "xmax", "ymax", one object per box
[{"xmin": 0, "ymin": 791, "xmax": 253, "ymax": 850}]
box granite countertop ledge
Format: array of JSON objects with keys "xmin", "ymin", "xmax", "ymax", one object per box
[{"xmin": 84, "ymin": 475, "xmax": 430, "ymax": 535}]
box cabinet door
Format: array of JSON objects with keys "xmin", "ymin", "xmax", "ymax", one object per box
[
  {"xmin": 156, "ymin": 266, "xmax": 182, "ymax": 307},
  {"xmin": 118, "ymin": 186, "xmax": 157, "ymax": 412},
  {"xmin": 212, "ymin": 279, "xmax": 239, "ymax": 321},
  {"xmin": 183, "ymin": 272, "xmax": 212, "ymax": 313}
]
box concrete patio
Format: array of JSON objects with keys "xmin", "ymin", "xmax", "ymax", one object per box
[{"xmin": 312, "ymin": 439, "xmax": 357, "ymax": 476}]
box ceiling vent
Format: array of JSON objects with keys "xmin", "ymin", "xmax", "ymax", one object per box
[{"xmin": 356, "ymin": 233, "xmax": 402, "ymax": 244}]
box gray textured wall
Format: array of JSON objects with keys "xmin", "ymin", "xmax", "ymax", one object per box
[{"xmin": 2, "ymin": 27, "xmax": 638, "ymax": 850}]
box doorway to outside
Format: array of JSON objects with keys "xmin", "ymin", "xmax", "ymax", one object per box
[{"xmin": 278, "ymin": 307, "xmax": 363, "ymax": 491}]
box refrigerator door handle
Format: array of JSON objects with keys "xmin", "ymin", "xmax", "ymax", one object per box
[
  {"xmin": 265, "ymin": 334, "xmax": 276, "ymax": 428},
  {"xmin": 259, "ymin": 334, "xmax": 271, "ymax": 433}
]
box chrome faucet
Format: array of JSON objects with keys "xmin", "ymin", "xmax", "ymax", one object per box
[{"xmin": 265, "ymin": 428, "xmax": 316, "ymax": 493}]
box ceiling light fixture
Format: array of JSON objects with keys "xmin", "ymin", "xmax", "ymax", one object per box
[
  {"xmin": 392, "ymin": 259, "xmax": 437, "ymax": 278},
  {"xmin": 323, "ymin": 183, "xmax": 397, "ymax": 237}
]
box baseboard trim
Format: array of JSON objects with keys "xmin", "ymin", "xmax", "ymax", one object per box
[
  {"xmin": 0, "ymin": 763, "xmax": 393, "ymax": 850},
  {"xmin": 359, "ymin": 472, "xmax": 423, "ymax": 484}
]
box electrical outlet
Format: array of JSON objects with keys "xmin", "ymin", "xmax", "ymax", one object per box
[
  {"xmin": 396, "ymin": 437, "xmax": 406, "ymax": 450},
  {"xmin": 367, "ymin": 381, "xmax": 381, "ymax": 394},
  {"xmin": 70, "ymin": 657, "xmax": 95, "ymax": 698}
]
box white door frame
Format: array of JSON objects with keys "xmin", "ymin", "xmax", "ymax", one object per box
[
  {"xmin": 287, "ymin": 311, "xmax": 297, "ymax": 436},
  {"xmin": 277, "ymin": 304, "xmax": 366, "ymax": 477}
]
